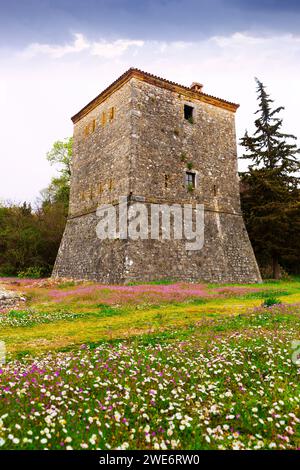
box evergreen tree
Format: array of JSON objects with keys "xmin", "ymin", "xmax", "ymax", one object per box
[{"xmin": 240, "ymin": 78, "xmax": 300, "ymax": 279}]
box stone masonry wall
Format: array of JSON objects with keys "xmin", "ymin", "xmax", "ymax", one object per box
[
  {"xmin": 53, "ymin": 74, "xmax": 261, "ymax": 284},
  {"xmin": 130, "ymin": 78, "xmax": 240, "ymax": 213},
  {"xmin": 53, "ymin": 81, "xmax": 132, "ymax": 280},
  {"xmin": 70, "ymin": 80, "xmax": 132, "ymax": 217},
  {"xmin": 123, "ymin": 78, "xmax": 261, "ymax": 283}
]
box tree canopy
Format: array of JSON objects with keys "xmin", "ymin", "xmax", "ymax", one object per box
[
  {"xmin": 240, "ymin": 79, "xmax": 300, "ymax": 278},
  {"xmin": 0, "ymin": 138, "xmax": 72, "ymax": 277}
]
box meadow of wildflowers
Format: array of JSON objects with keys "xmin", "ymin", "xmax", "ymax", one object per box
[
  {"xmin": 0, "ymin": 277, "xmax": 269, "ymax": 308},
  {"xmin": 0, "ymin": 305, "xmax": 299, "ymax": 450}
]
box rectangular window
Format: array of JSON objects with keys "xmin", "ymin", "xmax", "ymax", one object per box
[
  {"xmin": 101, "ymin": 111, "xmax": 106, "ymax": 126},
  {"xmin": 164, "ymin": 174, "xmax": 169, "ymax": 188},
  {"xmin": 184, "ymin": 104, "xmax": 194, "ymax": 122},
  {"xmin": 185, "ymin": 171, "xmax": 195, "ymax": 189},
  {"xmin": 109, "ymin": 106, "xmax": 115, "ymax": 121}
]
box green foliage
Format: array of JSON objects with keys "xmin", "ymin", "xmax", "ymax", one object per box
[
  {"xmin": 144, "ymin": 279, "xmax": 175, "ymax": 285},
  {"xmin": 46, "ymin": 137, "xmax": 72, "ymax": 179},
  {"xmin": 187, "ymin": 182, "xmax": 194, "ymax": 192},
  {"xmin": 96, "ymin": 304, "xmax": 123, "ymax": 318},
  {"xmin": 0, "ymin": 137, "xmax": 72, "ymax": 277},
  {"xmin": 42, "ymin": 176, "xmax": 70, "ymax": 211},
  {"xmin": 18, "ymin": 266, "xmax": 44, "ymax": 279},
  {"xmin": 239, "ymin": 289, "xmax": 289, "ymax": 300},
  {"xmin": 262, "ymin": 296, "xmax": 281, "ymax": 307},
  {"xmin": 240, "ymin": 79, "xmax": 300, "ymax": 277},
  {"xmin": 42, "ymin": 137, "xmax": 73, "ymax": 212},
  {"xmin": 0, "ymin": 200, "xmax": 67, "ymax": 276},
  {"xmin": 187, "ymin": 161, "xmax": 193, "ymax": 170},
  {"xmin": 8, "ymin": 310, "xmax": 28, "ymax": 319},
  {"xmin": 126, "ymin": 279, "xmax": 175, "ymax": 286},
  {"xmin": 57, "ymin": 281, "xmax": 77, "ymax": 289}
]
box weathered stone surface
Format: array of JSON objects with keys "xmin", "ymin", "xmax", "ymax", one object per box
[
  {"xmin": 0, "ymin": 288, "xmax": 25, "ymax": 311},
  {"xmin": 53, "ymin": 69, "xmax": 261, "ymax": 284}
]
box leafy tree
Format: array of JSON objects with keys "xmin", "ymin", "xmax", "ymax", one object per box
[
  {"xmin": 0, "ymin": 137, "xmax": 72, "ymax": 277},
  {"xmin": 43, "ymin": 137, "xmax": 73, "ymax": 211},
  {"xmin": 240, "ymin": 79, "xmax": 300, "ymax": 278},
  {"xmin": 0, "ymin": 204, "xmax": 42, "ymax": 275},
  {"xmin": 46, "ymin": 137, "xmax": 72, "ymax": 179}
]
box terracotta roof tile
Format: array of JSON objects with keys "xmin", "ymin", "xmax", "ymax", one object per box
[{"xmin": 71, "ymin": 67, "xmax": 239, "ymax": 123}]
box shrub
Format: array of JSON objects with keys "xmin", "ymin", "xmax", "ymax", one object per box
[
  {"xmin": 262, "ymin": 296, "xmax": 281, "ymax": 308},
  {"xmin": 17, "ymin": 266, "xmax": 43, "ymax": 279},
  {"xmin": 57, "ymin": 281, "xmax": 76, "ymax": 289}
]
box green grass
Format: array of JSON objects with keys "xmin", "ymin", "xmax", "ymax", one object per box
[
  {"xmin": 238, "ymin": 290, "xmax": 290, "ymax": 299},
  {"xmin": 57, "ymin": 281, "xmax": 77, "ymax": 289},
  {"xmin": 0, "ymin": 308, "xmax": 299, "ymax": 450},
  {"xmin": 0, "ymin": 277, "xmax": 299, "ymax": 450},
  {"xmin": 126, "ymin": 279, "xmax": 176, "ymax": 286},
  {"xmin": 0, "ymin": 277, "xmax": 299, "ymax": 356}
]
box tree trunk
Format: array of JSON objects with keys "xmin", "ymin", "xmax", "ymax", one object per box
[{"xmin": 272, "ymin": 256, "xmax": 280, "ymax": 279}]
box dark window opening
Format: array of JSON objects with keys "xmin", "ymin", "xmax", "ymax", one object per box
[
  {"xmin": 185, "ymin": 171, "xmax": 195, "ymax": 189},
  {"xmin": 164, "ymin": 174, "xmax": 169, "ymax": 188},
  {"xmin": 184, "ymin": 104, "xmax": 194, "ymax": 121},
  {"xmin": 213, "ymin": 184, "xmax": 217, "ymax": 196}
]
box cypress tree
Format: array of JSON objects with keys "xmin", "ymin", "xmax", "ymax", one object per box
[{"xmin": 240, "ymin": 78, "xmax": 300, "ymax": 278}]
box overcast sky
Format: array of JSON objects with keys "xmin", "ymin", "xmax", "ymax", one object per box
[{"xmin": 0, "ymin": 0, "xmax": 300, "ymax": 203}]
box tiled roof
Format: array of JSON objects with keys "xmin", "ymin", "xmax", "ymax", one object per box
[{"xmin": 71, "ymin": 67, "xmax": 239, "ymax": 123}]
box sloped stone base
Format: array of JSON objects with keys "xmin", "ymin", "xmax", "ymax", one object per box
[{"xmin": 52, "ymin": 208, "xmax": 261, "ymax": 284}]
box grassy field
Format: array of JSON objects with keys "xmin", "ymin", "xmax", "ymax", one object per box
[{"xmin": 0, "ymin": 277, "xmax": 299, "ymax": 449}]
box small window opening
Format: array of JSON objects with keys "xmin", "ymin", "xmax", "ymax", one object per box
[
  {"xmin": 164, "ymin": 174, "xmax": 169, "ymax": 189},
  {"xmin": 185, "ymin": 171, "xmax": 195, "ymax": 189},
  {"xmin": 184, "ymin": 104, "xmax": 194, "ymax": 121},
  {"xmin": 213, "ymin": 184, "xmax": 217, "ymax": 196},
  {"xmin": 109, "ymin": 107, "xmax": 115, "ymax": 121}
]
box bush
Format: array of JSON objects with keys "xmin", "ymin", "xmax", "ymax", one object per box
[
  {"xmin": 17, "ymin": 266, "xmax": 44, "ymax": 279},
  {"xmin": 262, "ymin": 296, "xmax": 281, "ymax": 308}
]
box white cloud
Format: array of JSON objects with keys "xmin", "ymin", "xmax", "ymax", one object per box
[
  {"xmin": 212, "ymin": 32, "xmax": 300, "ymax": 48},
  {"xmin": 91, "ymin": 39, "xmax": 144, "ymax": 58},
  {"xmin": 22, "ymin": 34, "xmax": 144, "ymax": 59},
  {"xmin": 22, "ymin": 33, "xmax": 89, "ymax": 59},
  {"xmin": 1, "ymin": 32, "xmax": 299, "ymax": 202}
]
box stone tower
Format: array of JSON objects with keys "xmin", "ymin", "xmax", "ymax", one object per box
[{"xmin": 53, "ymin": 68, "xmax": 261, "ymax": 283}]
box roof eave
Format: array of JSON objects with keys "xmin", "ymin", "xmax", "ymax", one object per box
[{"xmin": 71, "ymin": 68, "xmax": 239, "ymax": 124}]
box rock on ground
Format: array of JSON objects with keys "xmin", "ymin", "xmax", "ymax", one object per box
[{"xmin": 0, "ymin": 287, "xmax": 26, "ymax": 312}]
